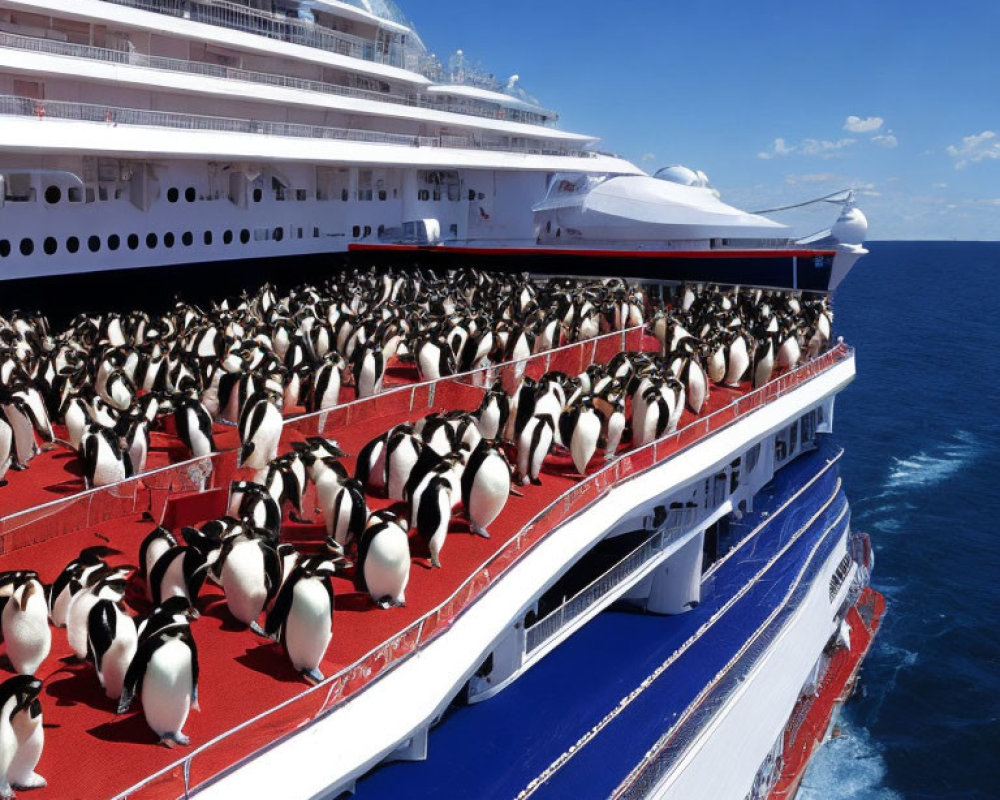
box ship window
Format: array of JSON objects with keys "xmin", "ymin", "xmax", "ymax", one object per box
[
  {"xmin": 352, "ymin": 225, "xmax": 361, "ymax": 238},
  {"xmin": 43, "ymin": 237, "xmax": 57, "ymax": 255},
  {"xmin": 182, "ymin": 232, "xmax": 193, "ymax": 246},
  {"xmin": 204, "ymin": 231, "xmax": 213, "ymax": 245},
  {"xmin": 146, "ymin": 233, "xmax": 157, "ymax": 249},
  {"xmin": 378, "ymin": 190, "xmax": 387, "ymax": 201},
  {"xmin": 828, "ymin": 553, "xmax": 853, "ymax": 601},
  {"xmin": 789, "ymin": 422, "xmax": 799, "ymax": 454},
  {"xmin": 342, "ymin": 189, "xmax": 349, "ymax": 202},
  {"xmin": 432, "ymin": 190, "xmax": 441, "ymax": 201},
  {"xmin": 363, "ymin": 225, "xmax": 371, "ymax": 237},
  {"xmin": 44, "ymin": 185, "xmax": 61, "ymax": 205},
  {"xmin": 167, "ymin": 187, "xmax": 179, "ymax": 203},
  {"xmin": 85, "ymin": 188, "xmax": 95, "ymax": 203},
  {"xmin": 450, "ymin": 223, "xmax": 458, "ymax": 236},
  {"xmin": 88, "ymin": 235, "xmax": 100, "ymax": 253},
  {"xmin": 296, "ymin": 227, "xmax": 303, "ymax": 239},
  {"xmin": 377, "ymin": 224, "xmax": 385, "ymax": 237},
  {"xmin": 469, "ymin": 189, "xmax": 476, "ymax": 201},
  {"xmin": 418, "ymin": 189, "xmax": 429, "ymax": 201},
  {"xmin": 746, "ymin": 443, "xmax": 761, "ymax": 472},
  {"xmin": 223, "ymin": 230, "xmax": 233, "ymax": 245},
  {"xmin": 240, "ymin": 228, "xmax": 250, "ymax": 244},
  {"xmin": 273, "ymin": 227, "xmax": 284, "ymax": 242},
  {"xmin": 98, "ymin": 186, "xmax": 109, "ymax": 201},
  {"xmin": 0, "ymin": 240, "xmax": 8, "ymax": 258},
  {"xmin": 68, "ymin": 187, "xmax": 82, "ymax": 202},
  {"xmin": 252, "ymin": 188, "xmax": 263, "ymax": 203},
  {"xmin": 296, "ymin": 189, "xmax": 307, "ymax": 201},
  {"xmin": 20, "ymin": 238, "xmax": 33, "ymax": 256},
  {"xmin": 254, "ymin": 228, "xmax": 270, "ymax": 242},
  {"xmin": 66, "ymin": 236, "xmax": 79, "ymax": 253},
  {"xmin": 164, "ymin": 232, "xmax": 175, "ymax": 248},
  {"xmin": 108, "ymin": 234, "xmax": 120, "ymax": 251},
  {"xmin": 313, "ymin": 227, "xmax": 319, "ymax": 238},
  {"xmin": 128, "ymin": 234, "xmax": 139, "ymax": 250},
  {"xmin": 185, "ymin": 187, "xmax": 196, "ymax": 203}
]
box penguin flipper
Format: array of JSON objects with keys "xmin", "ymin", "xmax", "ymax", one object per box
[{"xmin": 118, "ymin": 636, "xmax": 156, "ymax": 714}]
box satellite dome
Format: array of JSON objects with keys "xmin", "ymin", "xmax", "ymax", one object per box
[{"xmin": 654, "ymin": 165, "xmax": 702, "ymax": 187}]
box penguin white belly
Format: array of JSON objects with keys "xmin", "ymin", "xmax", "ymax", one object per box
[
  {"xmin": 50, "ymin": 585, "xmax": 76, "ymax": 628},
  {"xmin": 316, "ymin": 473, "xmax": 343, "ymax": 537},
  {"xmin": 475, "ymin": 403, "xmax": 500, "ymax": 440},
  {"xmin": 570, "ymin": 412, "xmax": 601, "ymax": 475},
  {"xmin": 67, "ymin": 592, "xmax": 102, "ymax": 660},
  {"xmin": 2, "ymin": 593, "xmax": 50, "ymax": 675},
  {"xmin": 9, "ymin": 412, "xmax": 37, "ymax": 465},
  {"xmin": 708, "ymin": 348, "xmax": 726, "ymax": 383},
  {"xmin": 93, "ymin": 440, "xmax": 127, "ymax": 487},
  {"xmin": 244, "ymin": 407, "xmax": 282, "ymax": 471},
  {"xmin": 66, "ymin": 406, "xmax": 87, "ymax": 451},
  {"xmin": 529, "ymin": 421, "xmax": 553, "ymax": 481},
  {"xmin": 129, "ymin": 435, "xmax": 148, "ymax": 476},
  {"xmin": 778, "ymin": 337, "xmax": 801, "ymax": 370},
  {"xmin": 142, "ymin": 639, "xmax": 193, "ymax": 738},
  {"xmin": 186, "ymin": 409, "xmax": 213, "ymax": 458},
  {"xmin": 387, "ymin": 445, "xmax": 419, "ymax": 501},
  {"xmin": 8, "ymin": 710, "xmax": 45, "ymax": 789},
  {"xmin": 285, "ymin": 581, "xmax": 332, "ymax": 673},
  {"xmin": 364, "ymin": 528, "xmax": 410, "ymax": 605},
  {"xmin": 468, "ymin": 457, "xmax": 509, "ymax": 535},
  {"xmin": 222, "ymin": 544, "xmax": 268, "ymax": 625},
  {"xmin": 100, "ymin": 617, "xmax": 138, "ymax": 699},
  {"xmin": 605, "ymin": 411, "xmax": 625, "ymax": 459},
  {"xmin": 725, "ymin": 339, "xmax": 750, "ymax": 386},
  {"xmin": 160, "ymin": 555, "xmax": 189, "ymax": 602},
  {"xmin": 319, "ymin": 371, "xmax": 341, "ymax": 409},
  {"xmin": 686, "ymin": 362, "xmax": 708, "ymax": 414},
  {"xmin": 640, "ymin": 402, "xmax": 660, "ymax": 447}
]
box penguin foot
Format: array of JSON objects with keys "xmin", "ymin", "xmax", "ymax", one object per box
[
  {"xmin": 249, "ymin": 621, "xmax": 270, "ymax": 638},
  {"xmin": 472, "ymin": 525, "xmax": 491, "ymax": 539},
  {"xmin": 519, "ymin": 475, "xmax": 530, "ymax": 487},
  {"xmin": 530, "ymin": 477, "xmax": 542, "ymax": 486},
  {"xmin": 11, "ymin": 463, "xmax": 26, "ymax": 472},
  {"xmin": 0, "ymin": 480, "xmax": 7, "ymax": 488},
  {"xmin": 161, "ymin": 732, "xmax": 190, "ymax": 748},
  {"xmin": 302, "ymin": 668, "xmax": 325, "ymax": 685},
  {"xmin": 377, "ymin": 597, "xmax": 393, "ymax": 610},
  {"xmin": 430, "ymin": 556, "xmax": 441, "ymax": 569},
  {"xmin": 13, "ymin": 773, "xmax": 47, "ymax": 790},
  {"xmin": 0, "ymin": 781, "xmax": 13, "ymax": 799}
]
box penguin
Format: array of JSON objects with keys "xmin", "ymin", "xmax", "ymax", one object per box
[
  {"xmin": 255, "ymin": 452, "xmax": 309, "ymax": 523},
  {"xmin": 307, "ymin": 355, "xmax": 344, "ymax": 412},
  {"xmin": 420, "ymin": 415, "xmax": 455, "ymax": 458},
  {"xmin": 354, "ymin": 431, "xmax": 388, "ymax": 494},
  {"xmin": 137, "ymin": 596, "xmax": 198, "ymax": 645},
  {"xmin": 82, "ymin": 424, "xmax": 133, "ymax": 489},
  {"xmin": 212, "ymin": 529, "xmax": 281, "ymax": 630},
  {"xmin": 174, "ymin": 395, "xmax": 216, "ymax": 459},
  {"xmin": 118, "ymin": 625, "xmax": 199, "ymax": 747},
  {"xmin": 263, "ymin": 556, "xmax": 337, "ymax": 684},
  {"xmin": 637, "ymin": 387, "xmax": 670, "ymax": 447},
  {"xmin": 47, "ymin": 545, "xmax": 119, "ymax": 628},
  {"xmin": 414, "ymin": 475, "xmax": 451, "ymax": 568},
  {"xmin": 1, "ymin": 575, "xmax": 50, "ymax": 676},
  {"xmin": 356, "ymin": 515, "xmax": 410, "ymax": 609},
  {"xmin": 460, "ymin": 440, "xmax": 510, "ymax": 539},
  {"xmin": 415, "ymin": 337, "xmax": 454, "ymax": 381},
  {"xmin": 228, "ymin": 481, "xmax": 282, "ymax": 539},
  {"xmin": 680, "ymin": 356, "xmax": 709, "ymax": 414},
  {"xmin": 752, "ymin": 336, "xmax": 776, "ymax": 389},
  {"xmin": 386, "ymin": 428, "xmax": 423, "ymax": 501},
  {"xmin": 516, "ymin": 414, "xmax": 554, "ymax": 486},
  {"xmin": 328, "ymin": 478, "xmax": 368, "ymax": 551},
  {"xmin": 86, "ymin": 598, "xmax": 137, "ymax": 700},
  {"xmin": 118, "ymin": 412, "xmax": 150, "ymax": 476},
  {"xmin": 777, "ymin": 325, "xmax": 802, "ymax": 370},
  {"xmin": 0, "ymin": 413, "xmax": 14, "ymax": 487},
  {"xmin": 282, "ymin": 363, "xmax": 312, "ymax": 414},
  {"xmin": 0, "ymin": 675, "xmax": 46, "ymax": 796},
  {"xmin": 238, "ymin": 392, "xmax": 283, "ymax": 471},
  {"xmin": 0, "ymin": 392, "xmax": 38, "ymax": 470},
  {"xmin": 147, "ymin": 546, "xmax": 208, "ymax": 608},
  {"xmin": 560, "ymin": 400, "xmax": 603, "ymax": 475},
  {"xmin": 352, "ymin": 344, "xmax": 384, "ymax": 399},
  {"xmin": 67, "ymin": 565, "xmax": 132, "ymax": 661},
  {"xmin": 723, "ymin": 333, "xmax": 750, "ymax": 387},
  {"xmin": 139, "ymin": 527, "xmax": 178, "ymax": 583},
  {"xmin": 103, "ymin": 369, "xmax": 136, "ymax": 412}
]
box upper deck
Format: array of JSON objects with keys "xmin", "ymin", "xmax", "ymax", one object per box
[{"xmin": 0, "ymin": 328, "xmax": 854, "ymax": 800}]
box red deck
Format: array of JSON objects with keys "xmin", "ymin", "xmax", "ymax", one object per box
[{"xmin": 0, "ymin": 336, "xmax": 852, "ymax": 800}]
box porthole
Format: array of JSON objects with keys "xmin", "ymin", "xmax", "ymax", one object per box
[
  {"xmin": 252, "ymin": 188, "xmax": 262, "ymax": 203},
  {"xmin": 341, "ymin": 189, "xmax": 349, "ymax": 202},
  {"xmin": 204, "ymin": 231, "xmax": 213, "ymax": 245},
  {"xmin": 43, "ymin": 237, "xmax": 57, "ymax": 255},
  {"xmin": 363, "ymin": 225, "xmax": 371, "ymax": 237},
  {"xmin": 0, "ymin": 240, "xmax": 9, "ymax": 258},
  {"xmin": 44, "ymin": 185, "xmax": 62, "ymax": 204},
  {"xmin": 182, "ymin": 231, "xmax": 193, "ymax": 246},
  {"xmin": 223, "ymin": 230, "xmax": 233, "ymax": 245},
  {"xmin": 273, "ymin": 227, "xmax": 284, "ymax": 242},
  {"xmin": 108, "ymin": 234, "xmax": 120, "ymax": 251},
  {"xmin": 378, "ymin": 190, "xmax": 387, "ymax": 201},
  {"xmin": 164, "ymin": 232, "xmax": 175, "ymax": 248},
  {"xmin": 167, "ymin": 187, "xmax": 179, "ymax": 203},
  {"xmin": 146, "ymin": 232, "xmax": 157, "ymax": 249},
  {"xmin": 66, "ymin": 236, "xmax": 80, "ymax": 254},
  {"xmin": 185, "ymin": 187, "xmax": 196, "ymax": 203},
  {"xmin": 239, "ymin": 228, "xmax": 250, "ymax": 244},
  {"xmin": 88, "ymin": 235, "xmax": 101, "ymax": 253},
  {"xmin": 128, "ymin": 233, "xmax": 139, "ymax": 250},
  {"xmin": 20, "ymin": 238, "xmax": 34, "ymax": 256},
  {"xmin": 469, "ymin": 189, "xmax": 476, "ymax": 201},
  {"xmin": 352, "ymin": 225, "xmax": 360, "ymax": 238}
]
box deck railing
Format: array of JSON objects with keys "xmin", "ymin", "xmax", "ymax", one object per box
[
  {"xmin": 0, "ymin": 336, "xmax": 851, "ymax": 799},
  {"xmin": 523, "ymin": 506, "xmax": 702, "ymax": 654},
  {"xmin": 0, "ymin": 31, "xmax": 556, "ymax": 127},
  {"xmin": 0, "ymin": 93, "xmax": 585, "ymax": 157}
]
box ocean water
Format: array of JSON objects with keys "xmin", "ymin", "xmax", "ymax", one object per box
[{"xmin": 800, "ymin": 242, "xmax": 1000, "ymax": 800}]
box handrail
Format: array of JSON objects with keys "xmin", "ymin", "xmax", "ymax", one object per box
[
  {"xmin": 107, "ymin": 342, "xmax": 853, "ymax": 800},
  {"xmin": 0, "ymin": 93, "xmax": 585, "ymax": 157},
  {"xmin": 0, "ymin": 31, "xmax": 556, "ymax": 127}
]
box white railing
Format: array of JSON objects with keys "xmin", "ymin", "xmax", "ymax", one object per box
[
  {"xmin": 0, "ymin": 94, "xmax": 586, "ymax": 157},
  {"xmin": 0, "ymin": 31, "xmax": 556, "ymax": 128},
  {"xmin": 524, "ymin": 507, "xmax": 702, "ymax": 654}
]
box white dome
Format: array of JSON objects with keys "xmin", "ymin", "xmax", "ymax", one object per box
[
  {"xmin": 653, "ymin": 165, "xmax": 710, "ymax": 188},
  {"xmin": 832, "ymin": 206, "xmax": 868, "ymax": 246}
]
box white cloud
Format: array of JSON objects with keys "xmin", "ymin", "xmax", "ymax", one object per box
[
  {"xmin": 932, "ymin": 182, "xmax": 948, "ymax": 189},
  {"xmin": 641, "ymin": 152, "xmax": 657, "ymax": 163},
  {"xmin": 758, "ymin": 137, "xmax": 855, "ymax": 159},
  {"xmin": 872, "ymin": 133, "xmax": 898, "ymax": 148},
  {"xmin": 785, "ymin": 172, "xmax": 842, "ymax": 184},
  {"xmin": 946, "ymin": 130, "xmax": 1000, "ymax": 168},
  {"xmin": 844, "ymin": 115, "xmax": 884, "ymax": 133}
]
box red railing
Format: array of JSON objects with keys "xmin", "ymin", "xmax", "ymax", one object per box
[{"xmin": 107, "ymin": 341, "xmax": 852, "ymax": 800}]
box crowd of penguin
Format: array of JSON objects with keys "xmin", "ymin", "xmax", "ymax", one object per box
[
  {"xmin": 0, "ymin": 268, "xmax": 652, "ymax": 492},
  {"xmin": 0, "ymin": 277, "xmax": 835, "ymax": 791}
]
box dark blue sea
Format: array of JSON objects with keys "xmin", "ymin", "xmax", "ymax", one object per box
[{"xmin": 799, "ymin": 241, "xmax": 1000, "ymax": 800}]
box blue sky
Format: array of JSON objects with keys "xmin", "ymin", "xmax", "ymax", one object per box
[{"xmin": 409, "ymin": 1, "xmax": 999, "ymax": 240}]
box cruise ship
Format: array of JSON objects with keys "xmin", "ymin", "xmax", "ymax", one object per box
[{"xmin": 0, "ymin": 2, "xmax": 882, "ymax": 799}]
